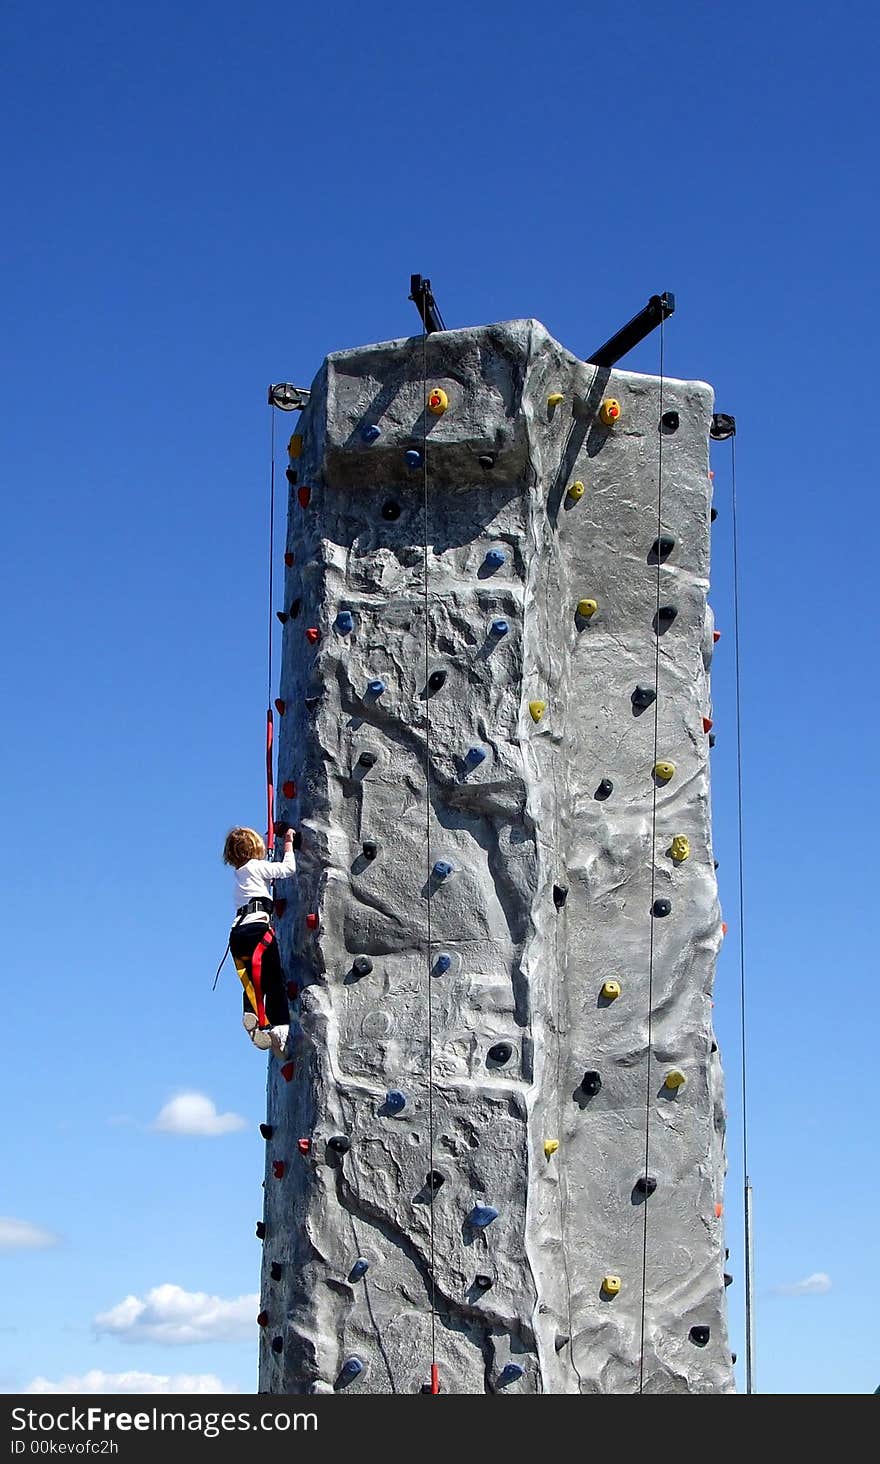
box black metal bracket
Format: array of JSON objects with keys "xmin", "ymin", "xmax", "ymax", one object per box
[
  {"xmin": 586, "ymin": 292, "xmax": 675, "ymax": 368},
  {"xmin": 268, "ymin": 383, "xmax": 311, "ymax": 411},
  {"xmin": 409, "ymin": 274, "xmax": 447, "ymax": 334},
  {"xmin": 710, "ymin": 413, "xmax": 736, "ymax": 440}
]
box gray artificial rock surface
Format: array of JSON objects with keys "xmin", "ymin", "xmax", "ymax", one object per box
[{"xmin": 256, "ymin": 319, "xmax": 734, "ymax": 1395}]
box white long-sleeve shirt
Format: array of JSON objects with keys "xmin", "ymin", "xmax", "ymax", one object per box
[{"xmin": 232, "ymin": 848, "xmax": 297, "ymax": 923}]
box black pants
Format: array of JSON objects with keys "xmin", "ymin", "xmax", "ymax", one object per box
[{"xmin": 229, "ymin": 920, "xmax": 289, "ymax": 1028}]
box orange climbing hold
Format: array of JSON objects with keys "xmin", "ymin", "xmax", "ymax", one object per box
[
  {"xmin": 272, "ymin": 1160, "xmax": 285, "ymax": 1179},
  {"xmin": 721, "ymin": 922, "xmax": 728, "ymax": 936},
  {"xmin": 288, "ymin": 433, "xmax": 303, "ymax": 459},
  {"xmin": 297, "ymin": 486, "xmax": 311, "ymax": 509},
  {"xmin": 715, "ymin": 1202, "xmax": 723, "ymax": 1219}
]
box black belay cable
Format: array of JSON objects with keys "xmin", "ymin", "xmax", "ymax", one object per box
[
  {"xmin": 638, "ymin": 319, "xmax": 666, "ymax": 1392},
  {"xmin": 420, "ymin": 332, "xmax": 439, "ymax": 1392}
]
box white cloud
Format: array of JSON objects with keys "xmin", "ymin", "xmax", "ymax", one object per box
[
  {"xmin": 772, "ymin": 1271, "xmax": 832, "ymax": 1297},
  {"xmin": 26, "ymin": 1370, "xmax": 240, "ymax": 1395},
  {"xmin": 0, "ymin": 1217, "xmax": 60, "ymax": 1251},
  {"xmin": 94, "ymin": 1284, "xmax": 259, "ymax": 1345},
  {"xmin": 152, "ymin": 1092, "xmax": 247, "ymax": 1137}
]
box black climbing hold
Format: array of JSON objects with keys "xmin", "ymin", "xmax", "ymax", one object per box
[
  {"xmin": 255, "ymin": 1222, "xmax": 266, "ymax": 1240},
  {"xmin": 291, "ymin": 828, "xmax": 301, "ymax": 850},
  {"xmin": 271, "ymin": 1335, "xmax": 284, "ymax": 1353},
  {"xmin": 711, "ymin": 507, "xmax": 718, "ymax": 522},
  {"xmin": 270, "ymin": 1262, "xmax": 283, "ymax": 1281},
  {"xmin": 474, "ymin": 1274, "xmax": 493, "ymax": 1290},
  {"xmin": 635, "ymin": 1175, "xmax": 657, "ymax": 1196},
  {"xmin": 305, "ymin": 696, "xmax": 320, "ymax": 711},
  {"xmin": 713, "ymin": 859, "xmax": 719, "ymax": 869},
  {"xmin": 259, "ymin": 1123, "xmax": 274, "ymax": 1140},
  {"xmin": 595, "ymin": 778, "xmax": 614, "ymax": 800},
  {"xmin": 285, "ymin": 467, "xmax": 297, "ymax": 487},
  {"xmin": 708, "ymin": 733, "xmax": 716, "ymax": 747},
  {"xmin": 425, "ymin": 1171, "xmax": 445, "ymax": 1191},
  {"xmin": 632, "ymin": 684, "xmax": 657, "ymax": 709},
  {"xmin": 554, "ymin": 1334, "xmax": 570, "ymax": 1353},
  {"xmin": 724, "ymin": 1272, "xmax": 733, "ymax": 1287},
  {"xmin": 487, "ymin": 1042, "xmax": 512, "ymax": 1065},
  {"xmin": 660, "ymin": 410, "xmax": 680, "ymax": 433},
  {"xmin": 553, "ymin": 885, "xmax": 568, "ymax": 909},
  {"xmin": 381, "ymin": 498, "xmax": 401, "ymax": 521},
  {"xmin": 358, "ymin": 751, "xmax": 378, "ymax": 769},
  {"xmin": 580, "ymin": 1070, "xmax": 602, "ymax": 1096},
  {"xmin": 655, "ymin": 605, "xmax": 678, "ymax": 633},
  {"xmin": 289, "ymin": 597, "xmax": 301, "ymax": 619},
  {"xmin": 352, "ymin": 956, "xmax": 373, "ymax": 977},
  {"xmin": 653, "ymin": 898, "xmax": 672, "ymax": 917},
  {"xmin": 731, "ymin": 1352, "xmax": 737, "ymax": 1364},
  {"xmin": 711, "ymin": 1041, "xmax": 718, "ymax": 1053},
  {"xmin": 710, "ymin": 413, "xmax": 736, "ymax": 440},
  {"xmin": 328, "ymin": 1135, "xmax": 350, "ymax": 1154},
  {"xmin": 689, "ymin": 1325, "xmax": 710, "ymax": 1347},
  {"xmin": 478, "ymin": 453, "xmax": 495, "ymax": 469},
  {"xmin": 362, "ymin": 840, "xmax": 378, "ymax": 861},
  {"xmin": 428, "ymin": 669, "xmax": 446, "ymax": 693},
  {"xmin": 651, "ymin": 534, "xmax": 675, "ymax": 560}
]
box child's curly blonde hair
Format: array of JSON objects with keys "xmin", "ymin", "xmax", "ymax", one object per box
[{"xmin": 223, "ymin": 827, "xmax": 266, "ymax": 868}]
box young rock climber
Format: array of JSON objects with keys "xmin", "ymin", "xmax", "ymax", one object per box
[{"xmin": 222, "ymin": 825, "xmax": 295, "ymax": 1056}]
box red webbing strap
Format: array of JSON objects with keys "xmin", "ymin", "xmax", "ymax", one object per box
[
  {"xmin": 430, "ymin": 1363, "xmax": 439, "ymax": 1394},
  {"xmin": 250, "ymin": 928, "xmax": 274, "ymax": 1028},
  {"xmin": 265, "ymin": 707, "xmax": 275, "ymax": 852}
]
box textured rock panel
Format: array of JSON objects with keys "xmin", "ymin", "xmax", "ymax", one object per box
[{"xmin": 256, "ymin": 319, "xmax": 734, "ymax": 1395}]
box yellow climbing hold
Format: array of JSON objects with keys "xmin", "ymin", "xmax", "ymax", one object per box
[
  {"xmin": 287, "ymin": 433, "xmax": 303, "ymax": 459},
  {"xmin": 654, "ymin": 760, "xmax": 676, "ymax": 783},
  {"xmin": 669, "ymin": 835, "xmax": 690, "ymax": 862},
  {"xmin": 599, "ymin": 398, "xmax": 621, "ymax": 426},
  {"xmin": 543, "ymin": 1140, "xmax": 559, "ymax": 1159},
  {"xmin": 427, "ymin": 387, "xmax": 448, "ymax": 416},
  {"xmin": 528, "ymin": 700, "xmax": 547, "ymax": 723},
  {"xmin": 577, "ymin": 598, "xmax": 598, "ymax": 619},
  {"xmin": 664, "ymin": 1069, "xmax": 687, "ymax": 1091},
  {"xmin": 567, "ymin": 480, "xmax": 585, "ymax": 501},
  {"xmin": 547, "ymin": 392, "xmax": 564, "ymax": 408},
  {"xmin": 602, "ymin": 1275, "xmax": 622, "ymax": 1296},
  {"xmin": 600, "ymin": 979, "xmax": 621, "ymax": 1001}
]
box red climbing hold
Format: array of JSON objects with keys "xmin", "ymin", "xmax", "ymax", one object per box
[
  {"xmin": 274, "ymin": 698, "xmax": 286, "ymax": 716},
  {"xmin": 306, "ymin": 628, "xmax": 319, "ymax": 644},
  {"xmin": 703, "ymin": 716, "xmax": 714, "ymax": 733},
  {"xmin": 273, "ymin": 899, "xmax": 287, "ymax": 918},
  {"xmin": 282, "ymin": 781, "xmax": 297, "ymax": 799},
  {"xmin": 721, "ymin": 922, "xmax": 728, "ymax": 936},
  {"xmin": 257, "ymin": 1311, "xmax": 269, "ymax": 1327},
  {"xmin": 713, "ymin": 630, "xmax": 722, "ymax": 643},
  {"xmin": 715, "ymin": 1202, "xmax": 724, "ymax": 1219},
  {"xmin": 297, "ymin": 486, "xmax": 311, "ymax": 509},
  {"xmin": 297, "ymin": 1138, "xmax": 311, "ymax": 1155},
  {"xmin": 306, "ymin": 913, "xmax": 319, "ymax": 931},
  {"xmin": 280, "ymin": 1061, "xmax": 295, "ymax": 1083},
  {"xmin": 272, "ymin": 1160, "xmax": 285, "ymax": 1180},
  {"xmin": 284, "ymin": 551, "xmax": 294, "ymax": 567},
  {"xmin": 286, "ymin": 980, "xmax": 298, "ymax": 1000}
]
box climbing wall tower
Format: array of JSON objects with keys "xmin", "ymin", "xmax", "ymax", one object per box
[{"xmin": 257, "ymin": 319, "xmax": 735, "ymax": 1394}]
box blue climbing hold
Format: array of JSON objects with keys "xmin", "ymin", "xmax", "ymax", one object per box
[
  {"xmin": 405, "ymin": 449, "xmax": 421, "ymax": 470},
  {"xmin": 484, "ymin": 548, "xmax": 505, "ymax": 571},
  {"xmin": 498, "ymin": 1364, "xmax": 524, "ymax": 1385},
  {"xmin": 490, "ymin": 619, "xmax": 509, "ymax": 637},
  {"xmin": 385, "ymin": 1089, "xmax": 407, "ymax": 1113},
  {"xmin": 367, "ymin": 679, "xmax": 385, "ymax": 696},
  {"xmin": 435, "ymin": 952, "xmax": 452, "ymax": 974},
  {"xmin": 340, "ymin": 1356, "xmax": 364, "ymax": 1380},
  {"xmin": 349, "ymin": 1258, "xmax": 369, "ymax": 1281},
  {"xmin": 433, "ymin": 860, "xmax": 453, "ymax": 879},
  {"xmin": 336, "ymin": 610, "xmax": 354, "ymax": 634},
  {"xmin": 469, "ymin": 1204, "xmax": 499, "ymax": 1228},
  {"xmin": 362, "ymin": 424, "xmax": 381, "ymax": 443},
  {"xmin": 465, "ymin": 746, "xmax": 487, "ymax": 768}
]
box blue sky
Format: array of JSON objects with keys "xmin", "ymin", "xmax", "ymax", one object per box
[{"xmin": 2, "ymin": 0, "xmax": 877, "ymax": 1396}]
